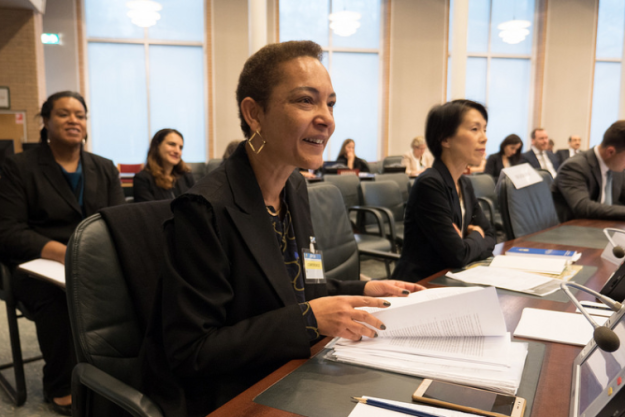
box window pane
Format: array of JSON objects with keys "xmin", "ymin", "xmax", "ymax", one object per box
[
  {"xmin": 86, "ymin": 0, "xmax": 144, "ymax": 39},
  {"xmin": 486, "ymin": 58, "xmax": 531, "ymax": 156},
  {"xmin": 149, "ymin": 45, "xmax": 206, "ymax": 162},
  {"xmin": 467, "ymin": 0, "xmax": 490, "ymax": 53},
  {"xmin": 331, "ymin": 0, "xmax": 381, "ymax": 49},
  {"xmin": 449, "ymin": 0, "xmax": 454, "ymax": 53},
  {"xmin": 88, "ymin": 43, "xmax": 148, "ymax": 164},
  {"xmin": 590, "ymin": 62, "xmax": 622, "ymax": 147},
  {"xmin": 330, "ymin": 52, "xmax": 379, "ymax": 162},
  {"xmin": 148, "ymin": 0, "xmax": 204, "ymax": 42},
  {"xmin": 490, "ymin": 0, "xmax": 534, "ymax": 55},
  {"xmin": 447, "ymin": 56, "xmax": 452, "ymax": 102},
  {"xmin": 596, "ymin": 0, "xmax": 625, "ymax": 60},
  {"xmin": 465, "ymin": 57, "xmax": 487, "ymax": 105},
  {"xmin": 279, "ymin": 0, "xmax": 329, "ymax": 46}
]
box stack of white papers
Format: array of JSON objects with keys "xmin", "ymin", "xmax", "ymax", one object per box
[
  {"xmin": 447, "ymin": 266, "xmax": 560, "ymax": 296},
  {"xmin": 18, "ymin": 259, "xmax": 65, "ymax": 287},
  {"xmin": 489, "ymin": 255, "xmax": 567, "ymax": 275},
  {"xmin": 327, "ymin": 287, "xmax": 528, "ymax": 396}
]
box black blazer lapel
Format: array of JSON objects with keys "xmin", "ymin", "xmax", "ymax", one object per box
[
  {"xmin": 224, "ymin": 150, "xmax": 298, "ymax": 307},
  {"xmin": 587, "ymin": 151, "xmax": 603, "ymax": 201},
  {"xmin": 81, "ymin": 151, "xmax": 100, "ymax": 216},
  {"xmin": 38, "ymin": 145, "xmax": 82, "ymax": 216}
]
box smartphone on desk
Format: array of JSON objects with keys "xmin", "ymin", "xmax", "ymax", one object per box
[{"xmin": 412, "ymin": 379, "xmax": 526, "ymax": 417}]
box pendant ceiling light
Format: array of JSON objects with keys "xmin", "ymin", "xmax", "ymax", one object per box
[
  {"xmin": 329, "ymin": 10, "xmax": 362, "ymax": 37},
  {"xmin": 497, "ymin": 19, "xmax": 531, "ymax": 44},
  {"xmin": 126, "ymin": 0, "xmax": 162, "ymax": 28}
]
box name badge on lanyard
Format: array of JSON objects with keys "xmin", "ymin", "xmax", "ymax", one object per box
[{"xmin": 302, "ymin": 236, "xmax": 326, "ymax": 284}]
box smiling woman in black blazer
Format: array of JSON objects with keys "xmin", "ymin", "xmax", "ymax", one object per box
[
  {"xmin": 392, "ymin": 100, "xmax": 496, "ymax": 282},
  {"xmin": 133, "ymin": 128, "xmax": 195, "ymax": 202},
  {"xmin": 484, "ymin": 133, "xmax": 523, "ymax": 179},
  {"xmin": 0, "ymin": 91, "xmax": 124, "ymax": 415},
  {"xmin": 140, "ymin": 41, "xmax": 424, "ymax": 417}
]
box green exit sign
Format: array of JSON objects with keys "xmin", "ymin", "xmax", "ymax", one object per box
[{"xmin": 41, "ymin": 33, "xmax": 60, "ymax": 44}]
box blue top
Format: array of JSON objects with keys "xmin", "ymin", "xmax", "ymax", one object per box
[{"xmin": 59, "ymin": 160, "xmax": 84, "ymax": 210}]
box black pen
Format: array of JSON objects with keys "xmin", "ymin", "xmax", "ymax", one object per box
[{"xmin": 352, "ymin": 397, "xmax": 442, "ymax": 417}]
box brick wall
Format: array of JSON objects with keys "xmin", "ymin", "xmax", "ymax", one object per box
[{"xmin": 0, "ymin": 8, "xmax": 45, "ymax": 144}]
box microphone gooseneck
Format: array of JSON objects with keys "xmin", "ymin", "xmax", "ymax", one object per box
[
  {"xmin": 560, "ymin": 282, "xmax": 623, "ymax": 352},
  {"xmin": 604, "ymin": 228, "xmax": 625, "ymax": 259}
]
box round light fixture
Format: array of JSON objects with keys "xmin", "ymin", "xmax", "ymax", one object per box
[
  {"xmin": 329, "ymin": 11, "xmax": 362, "ymax": 37},
  {"xmin": 497, "ymin": 20, "xmax": 531, "ymax": 44},
  {"xmin": 126, "ymin": 0, "xmax": 162, "ymax": 28}
]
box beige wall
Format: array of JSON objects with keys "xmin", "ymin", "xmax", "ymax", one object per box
[
  {"xmin": 541, "ymin": 0, "xmax": 598, "ymax": 150},
  {"xmin": 0, "ymin": 8, "xmax": 45, "ymax": 144},
  {"xmin": 211, "ymin": 0, "xmax": 249, "ymax": 159},
  {"xmin": 387, "ymin": 0, "xmax": 448, "ymax": 156}
]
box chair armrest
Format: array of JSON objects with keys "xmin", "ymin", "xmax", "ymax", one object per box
[
  {"xmin": 477, "ymin": 197, "xmax": 496, "ymax": 223},
  {"xmin": 349, "ymin": 206, "xmax": 398, "ymax": 252},
  {"xmin": 348, "ymin": 206, "xmax": 386, "ymax": 237},
  {"xmin": 359, "ymin": 249, "xmax": 401, "ymax": 261},
  {"xmin": 357, "ymin": 205, "xmax": 399, "ymax": 245},
  {"xmin": 72, "ymin": 363, "xmax": 163, "ymax": 417}
]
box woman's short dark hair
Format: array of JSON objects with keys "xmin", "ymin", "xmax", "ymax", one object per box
[
  {"xmin": 499, "ymin": 134, "xmax": 523, "ymax": 164},
  {"xmin": 38, "ymin": 91, "xmax": 88, "ymax": 143},
  {"xmin": 236, "ymin": 41, "xmax": 323, "ymax": 139},
  {"xmin": 145, "ymin": 128, "xmax": 190, "ymax": 190},
  {"xmin": 424, "ymin": 99, "xmax": 488, "ymax": 159}
]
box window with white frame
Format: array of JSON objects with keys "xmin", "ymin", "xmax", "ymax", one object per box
[
  {"xmin": 448, "ymin": 0, "xmax": 535, "ymax": 156},
  {"xmin": 589, "ymin": 0, "xmax": 625, "ymax": 147},
  {"xmin": 85, "ymin": 0, "xmax": 206, "ymax": 164},
  {"xmin": 279, "ymin": 0, "xmax": 382, "ymax": 162}
]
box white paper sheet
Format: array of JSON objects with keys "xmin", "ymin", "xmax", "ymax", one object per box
[
  {"xmin": 348, "ymin": 397, "xmax": 482, "ymax": 417},
  {"xmin": 447, "ymin": 266, "xmax": 560, "ymax": 296},
  {"xmin": 18, "ymin": 258, "xmax": 65, "ymax": 287},
  {"xmin": 501, "ymin": 163, "xmax": 543, "ymax": 189},
  {"xmin": 513, "ymin": 308, "xmax": 609, "ymax": 346},
  {"xmin": 489, "ymin": 255, "xmax": 567, "ymax": 275}
]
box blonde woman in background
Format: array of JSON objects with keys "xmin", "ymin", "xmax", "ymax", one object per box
[{"xmin": 402, "ymin": 136, "xmax": 434, "ymax": 176}]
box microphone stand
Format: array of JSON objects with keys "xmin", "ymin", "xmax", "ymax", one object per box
[
  {"xmin": 560, "ymin": 282, "xmax": 622, "ymax": 352},
  {"xmin": 603, "ymin": 228, "xmax": 625, "ymax": 258}
]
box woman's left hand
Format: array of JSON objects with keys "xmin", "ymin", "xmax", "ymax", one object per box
[{"xmin": 363, "ymin": 280, "xmax": 426, "ymax": 297}]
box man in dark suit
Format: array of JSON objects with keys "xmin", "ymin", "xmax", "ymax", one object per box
[
  {"xmin": 521, "ymin": 127, "xmax": 560, "ymax": 177},
  {"xmin": 552, "ymin": 121, "xmax": 625, "ymax": 222},
  {"xmin": 556, "ymin": 135, "xmax": 582, "ymax": 165}
]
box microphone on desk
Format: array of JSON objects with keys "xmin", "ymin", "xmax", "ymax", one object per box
[
  {"xmin": 561, "ymin": 282, "xmax": 622, "ymax": 352},
  {"xmin": 603, "ymin": 228, "xmax": 625, "ymax": 258}
]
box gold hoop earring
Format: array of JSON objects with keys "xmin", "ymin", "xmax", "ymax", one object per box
[{"xmin": 247, "ymin": 130, "xmax": 266, "ymax": 154}]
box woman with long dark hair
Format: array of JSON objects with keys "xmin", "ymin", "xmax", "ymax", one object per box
[
  {"xmin": 484, "ymin": 134, "xmax": 523, "ymax": 179},
  {"xmin": 0, "ymin": 91, "xmax": 125, "ymax": 415},
  {"xmin": 133, "ymin": 128, "xmax": 195, "ymax": 202},
  {"xmin": 336, "ymin": 138, "xmax": 370, "ymax": 172}
]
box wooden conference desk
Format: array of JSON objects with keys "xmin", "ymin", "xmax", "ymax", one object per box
[{"xmin": 207, "ymin": 218, "xmax": 625, "ymax": 417}]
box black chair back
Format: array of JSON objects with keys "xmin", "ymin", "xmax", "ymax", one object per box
[
  {"xmin": 307, "ymin": 183, "xmax": 359, "ymax": 281},
  {"xmin": 376, "ymin": 173, "xmax": 410, "ymax": 203},
  {"xmin": 361, "ymin": 181, "xmax": 404, "ymax": 223},
  {"xmin": 206, "ymin": 158, "xmax": 222, "ymax": 174},
  {"xmin": 498, "ymin": 170, "xmax": 559, "ymax": 239},
  {"xmin": 186, "ymin": 162, "xmax": 206, "ymax": 183}
]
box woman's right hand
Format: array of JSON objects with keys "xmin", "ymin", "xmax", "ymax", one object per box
[
  {"xmin": 41, "ymin": 241, "xmax": 67, "ymax": 264},
  {"xmin": 308, "ymin": 296, "xmax": 390, "ymax": 341}
]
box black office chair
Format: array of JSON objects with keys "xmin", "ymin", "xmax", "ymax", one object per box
[
  {"xmin": 186, "ymin": 162, "xmax": 207, "ymax": 183},
  {"xmin": 376, "ymin": 172, "xmax": 411, "ymax": 203},
  {"xmin": 0, "ymin": 263, "xmax": 42, "ymax": 406},
  {"xmin": 66, "ymin": 201, "xmax": 172, "ymax": 417},
  {"xmin": 308, "ymin": 183, "xmax": 399, "ymax": 279},
  {"xmin": 498, "ymin": 170, "xmax": 560, "ymax": 239},
  {"xmin": 360, "ymin": 180, "xmax": 405, "ymax": 246},
  {"xmin": 466, "ymin": 173, "xmax": 504, "ymax": 235},
  {"xmin": 322, "ymin": 175, "xmax": 396, "ymax": 253},
  {"xmin": 367, "ymin": 160, "xmax": 384, "ymax": 174}
]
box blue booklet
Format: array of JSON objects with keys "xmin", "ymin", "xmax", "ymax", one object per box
[{"xmin": 506, "ymin": 246, "xmax": 578, "ymax": 259}]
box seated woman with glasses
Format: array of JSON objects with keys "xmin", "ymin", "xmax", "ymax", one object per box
[
  {"xmin": 392, "ymin": 100, "xmax": 496, "ymax": 282},
  {"xmin": 402, "ymin": 135, "xmax": 434, "ymax": 177}
]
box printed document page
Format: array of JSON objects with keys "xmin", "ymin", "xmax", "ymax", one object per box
[
  {"xmin": 18, "ymin": 259, "xmax": 65, "ymax": 287},
  {"xmin": 447, "ymin": 266, "xmax": 560, "ymax": 296},
  {"xmin": 348, "ymin": 397, "xmax": 482, "ymax": 417},
  {"xmin": 363, "ymin": 287, "xmax": 506, "ymax": 338},
  {"xmin": 489, "ymin": 255, "xmax": 567, "ymax": 275}
]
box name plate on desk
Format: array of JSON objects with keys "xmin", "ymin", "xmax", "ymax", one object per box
[{"xmin": 502, "ymin": 163, "xmax": 542, "ymax": 189}]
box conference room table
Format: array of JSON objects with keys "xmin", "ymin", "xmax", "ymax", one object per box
[{"xmin": 207, "ymin": 218, "xmax": 625, "ymax": 417}]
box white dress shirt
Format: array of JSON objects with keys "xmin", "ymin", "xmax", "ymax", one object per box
[
  {"xmin": 531, "ymin": 146, "xmax": 557, "ymax": 178},
  {"xmin": 569, "ymin": 148, "xmax": 580, "ymax": 158},
  {"xmin": 594, "ymin": 145, "xmax": 611, "ymax": 204}
]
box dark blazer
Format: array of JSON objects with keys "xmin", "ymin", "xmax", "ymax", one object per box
[
  {"xmin": 141, "ymin": 144, "xmax": 366, "ymax": 416},
  {"xmin": 391, "ymin": 159, "xmax": 496, "ymax": 282},
  {"xmin": 556, "ymin": 149, "xmax": 573, "ymax": 165},
  {"xmin": 484, "ymin": 153, "xmax": 522, "ymax": 179},
  {"xmin": 0, "ymin": 144, "xmax": 125, "ymax": 266},
  {"xmin": 551, "ymin": 149, "xmax": 625, "ymax": 222},
  {"xmin": 337, "ymin": 155, "xmax": 370, "ymax": 172},
  {"xmin": 521, "ymin": 149, "xmax": 560, "ymax": 172},
  {"xmin": 133, "ymin": 169, "xmax": 195, "ymax": 202}
]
